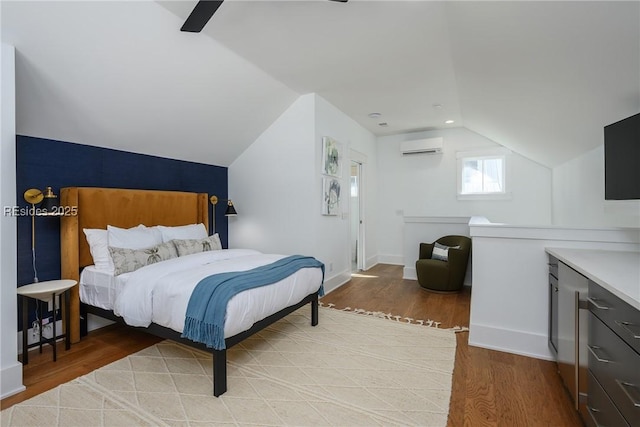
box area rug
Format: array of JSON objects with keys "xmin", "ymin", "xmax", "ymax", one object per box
[{"xmin": 2, "ymin": 307, "xmax": 457, "ymax": 427}]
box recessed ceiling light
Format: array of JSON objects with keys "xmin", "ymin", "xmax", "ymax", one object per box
[
  {"xmin": 378, "ymin": 122, "xmax": 388, "ymax": 127},
  {"xmin": 445, "ymin": 119, "xmax": 455, "ymax": 124},
  {"xmin": 368, "ymin": 112, "xmax": 382, "ymax": 119}
]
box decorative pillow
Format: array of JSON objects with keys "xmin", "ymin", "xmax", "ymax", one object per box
[
  {"xmin": 107, "ymin": 224, "xmax": 162, "ymax": 250},
  {"xmin": 156, "ymin": 223, "xmax": 207, "ymax": 243},
  {"xmin": 83, "ymin": 228, "xmax": 114, "ymax": 271},
  {"xmin": 173, "ymin": 233, "xmax": 222, "ymax": 257},
  {"xmin": 431, "ymin": 242, "xmax": 460, "ymax": 262},
  {"xmin": 108, "ymin": 241, "xmax": 178, "ymax": 275}
]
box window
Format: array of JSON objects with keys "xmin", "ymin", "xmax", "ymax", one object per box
[{"xmin": 457, "ymin": 149, "xmax": 511, "ymax": 199}]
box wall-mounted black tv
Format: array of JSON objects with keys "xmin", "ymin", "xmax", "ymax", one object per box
[{"xmin": 604, "ymin": 112, "xmax": 640, "ymax": 200}]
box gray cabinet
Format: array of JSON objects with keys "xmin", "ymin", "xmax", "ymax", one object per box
[
  {"xmin": 587, "ymin": 281, "xmax": 640, "ymax": 427},
  {"xmin": 546, "ymin": 248, "xmax": 640, "ymax": 427},
  {"xmin": 557, "ymin": 262, "xmax": 589, "ymax": 420}
]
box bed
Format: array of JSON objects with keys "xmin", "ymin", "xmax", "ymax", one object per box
[{"xmin": 60, "ymin": 187, "xmax": 323, "ymax": 396}]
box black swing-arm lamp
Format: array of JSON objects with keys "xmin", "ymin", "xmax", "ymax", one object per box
[{"xmin": 209, "ymin": 195, "xmax": 237, "ymax": 233}]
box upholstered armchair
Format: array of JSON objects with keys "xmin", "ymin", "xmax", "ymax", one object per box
[{"xmin": 415, "ymin": 235, "xmax": 471, "ymax": 293}]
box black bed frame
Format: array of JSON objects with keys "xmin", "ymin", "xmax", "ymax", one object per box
[{"xmin": 81, "ymin": 291, "xmax": 319, "ymax": 396}]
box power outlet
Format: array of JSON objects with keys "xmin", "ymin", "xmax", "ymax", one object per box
[
  {"xmin": 329, "ymin": 262, "xmax": 333, "ymax": 272},
  {"xmin": 22, "ymin": 318, "xmax": 64, "ymax": 351}
]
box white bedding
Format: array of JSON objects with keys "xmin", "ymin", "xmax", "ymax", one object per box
[
  {"xmin": 80, "ymin": 266, "xmax": 120, "ymax": 310},
  {"xmin": 102, "ymin": 249, "xmax": 323, "ymax": 339}
]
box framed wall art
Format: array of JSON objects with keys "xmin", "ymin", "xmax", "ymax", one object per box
[
  {"xmin": 322, "ymin": 177, "xmax": 341, "ymax": 216},
  {"xmin": 321, "ymin": 136, "xmax": 342, "ymax": 177}
]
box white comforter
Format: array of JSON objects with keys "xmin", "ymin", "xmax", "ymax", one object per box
[{"xmin": 113, "ymin": 249, "xmax": 323, "ymax": 338}]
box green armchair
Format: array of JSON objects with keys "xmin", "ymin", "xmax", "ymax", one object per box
[{"xmin": 415, "ymin": 235, "xmax": 471, "ymax": 293}]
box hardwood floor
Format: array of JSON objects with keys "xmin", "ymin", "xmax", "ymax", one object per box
[
  {"xmin": 2, "ymin": 264, "xmax": 584, "ymax": 426},
  {"xmin": 0, "ymin": 323, "xmax": 162, "ymax": 410},
  {"xmin": 322, "ymin": 264, "xmax": 584, "ymax": 427}
]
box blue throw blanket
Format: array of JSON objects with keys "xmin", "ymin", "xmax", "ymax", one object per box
[{"xmin": 182, "ymin": 255, "xmax": 325, "ymax": 350}]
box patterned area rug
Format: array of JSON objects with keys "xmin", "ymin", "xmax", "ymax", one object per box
[{"xmin": 2, "ymin": 307, "xmax": 457, "ymax": 426}]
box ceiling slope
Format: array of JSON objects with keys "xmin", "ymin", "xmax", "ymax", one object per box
[
  {"xmin": 162, "ymin": 0, "xmax": 639, "ymax": 167},
  {"xmin": 2, "ymin": 1, "xmax": 639, "ymax": 168},
  {"xmin": 2, "ymin": 1, "xmax": 298, "ymax": 166},
  {"xmin": 178, "ymin": 0, "xmax": 463, "ymax": 136},
  {"xmin": 445, "ymin": 1, "xmax": 640, "ymax": 167}
]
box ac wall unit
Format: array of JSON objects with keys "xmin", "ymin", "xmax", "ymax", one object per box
[{"xmin": 400, "ymin": 137, "xmax": 443, "ymax": 155}]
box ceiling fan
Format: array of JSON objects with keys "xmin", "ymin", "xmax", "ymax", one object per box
[{"xmin": 181, "ymin": 0, "xmax": 348, "ymax": 33}]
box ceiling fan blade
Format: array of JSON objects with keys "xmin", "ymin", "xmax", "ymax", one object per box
[{"xmin": 181, "ymin": 1, "xmax": 224, "ymax": 33}]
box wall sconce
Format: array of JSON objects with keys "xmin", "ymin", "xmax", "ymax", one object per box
[
  {"xmin": 210, "ymin": 195, "xmax": 238, "ymax": 232},
  {"xmin": 24, "ymin": 186, "xmax": 61, "ymax": 283}
]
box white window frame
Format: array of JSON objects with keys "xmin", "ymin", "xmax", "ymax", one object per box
[{"xmin": 456, "ymin": 148, "xmax": 512, "ymax": 200}]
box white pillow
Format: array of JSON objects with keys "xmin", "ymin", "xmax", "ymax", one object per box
[
  {"xmin": 107, "ymin": 224, "xmax": 163, "ymax": 250},
  {"xmin": 156, "ymin": 223, "xmax": 207, "ymax": 243},
  {"xmin": 83, "ymin": 228, "xmax": 114, "ymax": 271}
]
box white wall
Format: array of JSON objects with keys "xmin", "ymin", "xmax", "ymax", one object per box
[
  {"xmin": 315, "ymin": 95, "xmax": 378, "ymax": 273},
  {"xmin": 469, "ymin": 219, "xmax": 640, "ymax": 360},
  {"xmin": 1, "ymin": 43, "xmax": 25, "ymax": 399},
  {"xmin": 228, "ymin": 94, "xmax": 316, "ymax": 255},
  {"xmin": 553, "ymin": 145, "xmax": 640, "ymax": 228},
  {"xmin": 229, "ymin": 93, "xmax": 377, "ymax": 292},
  {"xmin": 377, "ymin": 127, "xmax": 552, "ymax": 264}
]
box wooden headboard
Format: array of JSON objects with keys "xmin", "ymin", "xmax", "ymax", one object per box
[{"xmin": 60, "ymin": 187, "xmax": 209, "ymax": 343}]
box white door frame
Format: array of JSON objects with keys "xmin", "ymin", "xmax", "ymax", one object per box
[{"xmin": 350, "ymin": 149, "xmax": 366, "ymax": 271}]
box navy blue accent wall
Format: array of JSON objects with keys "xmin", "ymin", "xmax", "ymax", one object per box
[{"xmin": 16, "ymin": 136, "xmax": 229, "ymax": 329}]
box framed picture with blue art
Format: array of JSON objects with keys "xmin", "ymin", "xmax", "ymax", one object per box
[
  {"xmin": 322, "ymin": 177, "xmax": 341, "ymax": 216},
  {"xmin": 322, "ymin": 136, "xmax": 342, "ymax": 177}
]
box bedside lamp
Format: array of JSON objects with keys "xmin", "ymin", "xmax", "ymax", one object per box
[
  {"xmin": 210, "ymin": 195, "xmax": 238, "ymax": 232},
  {"xmin": 24, "ymin": 186, "xmax": 62, "ymax": 282}
]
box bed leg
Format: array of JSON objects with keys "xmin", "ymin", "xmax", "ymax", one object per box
[
  {"xmin": 311, "ymin": 294, "xmax": 318, "ymax": 326},
  {"xmin": 213, "ymin": 349, "xmax": 227, "ymax": 397}
]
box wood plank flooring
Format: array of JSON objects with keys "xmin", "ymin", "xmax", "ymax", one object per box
[
  {"xmin": 0, "ymin": 323, "xmax": 162, "ymax": 409},
  {"xmin": 322, "ymin": 264, "xmax": 584, "ymax": 427},
  {"xmin": 2, "ymin": 264, "xmax": 584, "ymax": 426}
]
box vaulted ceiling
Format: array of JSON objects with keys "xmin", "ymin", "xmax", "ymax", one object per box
[{"xmin": 2, "ymin": 1, "xmax": 639, "ymax": 168}]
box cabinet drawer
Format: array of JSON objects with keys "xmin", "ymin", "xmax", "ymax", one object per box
[
  {"xmin": 589, "ymin": 281, "xmax": 640, "ymax": 355},
  {"xmin": 587, "ymin": 370, "xmax": 630, "ymax": 427},
  {"xmin": 589, "ymin": 312, "xmax": 640, "ymax": 425}
]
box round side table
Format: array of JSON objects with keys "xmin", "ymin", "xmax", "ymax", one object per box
[{"xmin": 17, "ymin": 279, "xmax": 77, "ymax": 365}]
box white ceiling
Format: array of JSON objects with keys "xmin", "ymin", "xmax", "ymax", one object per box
[{"xmin": 2, "ymin": 1, "xmax": 639, "ymax": 168}]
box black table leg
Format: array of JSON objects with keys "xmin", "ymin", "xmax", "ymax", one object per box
[
  {"xmin": 64, "ymin": 289, "xmax": 70, "ymax": 351},
  {"xmin": 38, "ymin": 302, "xmax": 43, "ymax": 354},
  {"xmin": 21, "ymin": 295, "xmax": 28, "ymax": 365},
  {"xmin": 52, "ymin": 292, "xmax": 57, "ymax": 362}
]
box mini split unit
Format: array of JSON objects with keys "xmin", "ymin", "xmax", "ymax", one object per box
[{"xmin": 400, "ymin": 137, "xmax": 443, "ymax": 155}]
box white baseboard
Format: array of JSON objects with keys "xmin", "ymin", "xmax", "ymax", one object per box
[
  {"xmin": 363, "ymin": 255, "xmax": 378, "ymax": 271},
  {"xmin": 377, "ymin": 254, "xmax": 404, "ymax": 265},
  {"xmin": 403, "ymin": 267, "xmax": 417, "ymax": 280},
  {"xmin": 322, "ymin": 271, "xmax": 351, "ymax": 294},
  {"xmin": 468, "ymin": 323, "xmax": 555, "ymax": 361},
  {"xmin": 0, "ymin": 361, "xmax": 25, "ymax": 399}
]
